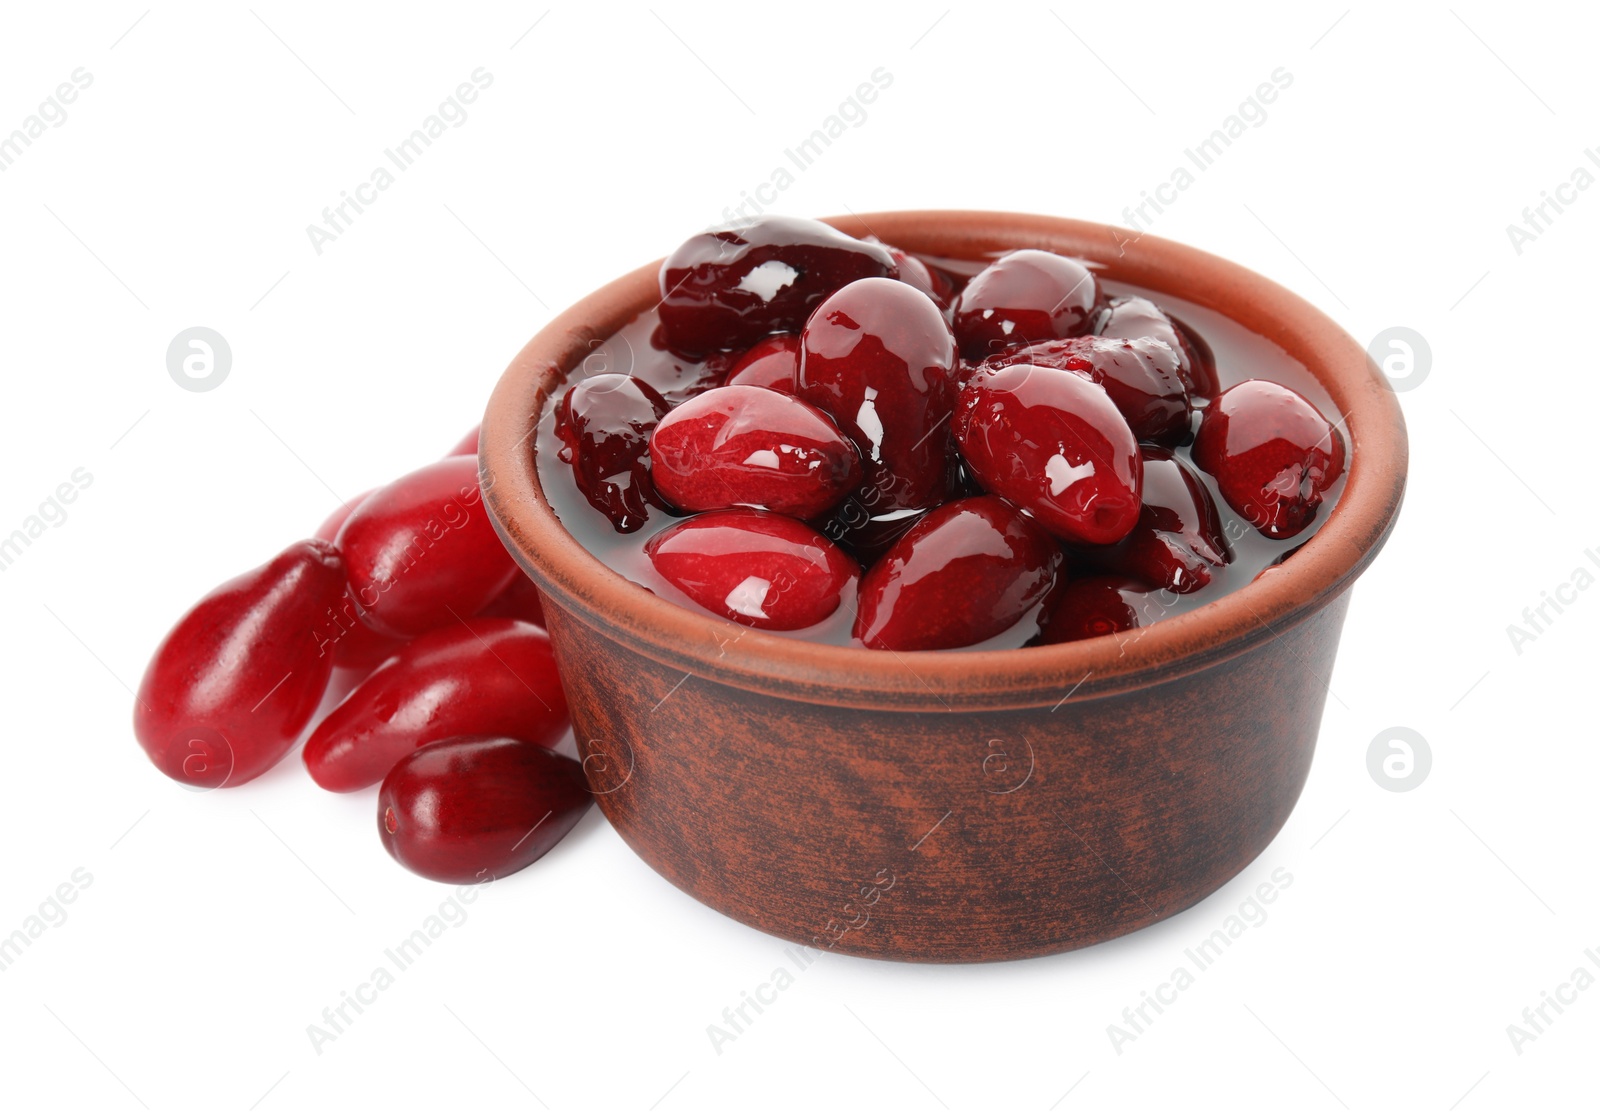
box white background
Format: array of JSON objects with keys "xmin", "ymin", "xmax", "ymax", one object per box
[{"xmin": 1, "ymin": 3, "xmax": 1595, "ymax": 1116}]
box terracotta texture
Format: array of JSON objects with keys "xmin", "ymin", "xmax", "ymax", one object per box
[{"xmin": 481, "ymin": 212, "xmax": 1408, "ymax": 963}]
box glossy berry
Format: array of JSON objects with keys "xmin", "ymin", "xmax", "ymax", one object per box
[
  {"xmin": 1094, "ymin": 295, "xmax": 1218, "ymax": 400},
  {"xmin": 650, "ymin": 385, "xmax": 862, "ymax": 521},
  {"xmin": 798, "ymin": 277, "xmax": 958, "ymax": 518},
  {"xmin": 1036, "ymin": 576, "xmax": 1157, "ymax": 646},
  {"xmin": 952, "ymin": 250, "xmax": 1100, "ymax": 360},
  {"xmin": 378, "ymin": 736, "xmax": 592, "ymax": 884},
  {"xmin": 726, "ymin": 333, "xmax": 800, "ymax": 392},
  {"xmin": 303, "ymin": 619, "xmax": 569, "ymax": 792},
  {"xmin": 644, "ymin": 510, "xmax": 858, "ymax": 630},
  {"xmin": 335, "ymin": 457, "xmax": 516, "ymax": 639},
  {"xmin": 1084, "ymin": 448, "xmax": 1232, "ymax": 593},
  {"xmin": 555, "ymin": 374, "xmax": 671, "ymax": 533},
  {"xmin": 1193, "ymin": 380, "xmax": 1345, "ymax": 539},
  {"xmin": 134, "ymin": 540, "xmax": 347, "ymax": 788},
  {"xmin": 984, "ymin": 335, "xmax": 1191, "ymax": 445},
  {"xmin": 657, "ymin": 216, "xmax": 896, "ymax": 358},
  {"xmin": 953, "ymin": 363, "xmax": 1143, "ymax": 546},
  {"xmin": 854, "ymin": 497, "xmax": 1063, "ymax": 651}
]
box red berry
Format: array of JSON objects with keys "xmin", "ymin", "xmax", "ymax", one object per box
[
  {"xmin": 1192, "ymin": 380, "xmax": 1345, "ymax": 539},
  {"xmin": 378, "ymin": 737, "xmax": 592, "ymax": 884},
  {"xmin": 134, "ymin": 540, "xmax": 347, "ymax": 788},
  {"xmin": 984, "ymin": 335, "xmax": 1192, "ymax": 445},
  {"xmin": 644, "ymin": 510, "xmax": 858, "ymax": 630},
  {"xmin": 798, "ymin": 277, "xmax": 958, "ymax": 520},
  {"xmin": 335, "ymin": 457, "xmax": 517, "ymax": 639},
  {"xmin": 953, "ymin": 363, "xmax": 1143, "ymax": 546},
  {"xmin": 1036, "ymin": 576, "xmax": 1157, "ymax": 645},
  {"xmin": 1084, "ymin": 448, "xmax": 1232, "ymax": 593},
  {"xmin": 657, "ymin": 216, "xmax": 896, "ymax": 358},
  {"xmin": 725, "ymin": 333, "xmax": 800, "ymax": 392},
  {"xmin": 952, "ymin": 250, "xmax": 1100, "ymax": 360},
  {"xmin": 303, "ymin": 619, "xmax": 569, "ymax": 792},
  {"xmin": 854, "ymin": 496, "xmax": 1063, "ymax": 651},
  {"xmin": 649, "ymin": 385, "xmax": 863, "ymax": 521},
  {"xmin": 554, "ymin": 374, "xmax": 671, "ymax": 534},
  {"xmin": 476, "ymin": 571, "xmax": 545, "ymax": 627},
  {"xmin": 1094, "ymin": 295, "xmax": 1218, "ymax": 400}
]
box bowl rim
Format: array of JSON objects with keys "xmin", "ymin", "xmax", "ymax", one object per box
[{"xmin": 481, "ymin": 210, "xmax": 1408, "ymax": 712}]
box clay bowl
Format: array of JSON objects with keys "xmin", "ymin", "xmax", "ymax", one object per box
[{"xmin": 481, "ymin": 211, "xmax": 1407, "ymax": 964}]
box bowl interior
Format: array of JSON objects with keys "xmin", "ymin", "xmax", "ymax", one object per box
[{"xmin": 481, "ymin": 211, "xmax": 1407, "ymax": 711}]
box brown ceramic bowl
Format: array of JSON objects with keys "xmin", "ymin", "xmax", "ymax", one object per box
[{"xmin": 480, "ymin": 211, "xmax": 1407, "ymax": 964}]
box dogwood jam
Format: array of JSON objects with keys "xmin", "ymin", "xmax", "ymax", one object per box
[{"xmin": 533, "ymin": 249, "xmax": 1346, "ymax": 652}]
